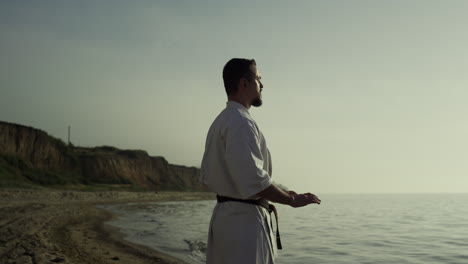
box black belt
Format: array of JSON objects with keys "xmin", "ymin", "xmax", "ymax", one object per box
[{"xmin": 216, "ymin": 195, "xmax": 283, "ymax": 250}]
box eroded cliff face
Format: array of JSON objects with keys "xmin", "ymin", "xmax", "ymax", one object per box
[
  {"xmin": 0, "ymin": 122, "xmax": 67, "ymax": 170},
  {"xmin": 0, "ymin": 121, "xmax": 207, "ymax": 191}
]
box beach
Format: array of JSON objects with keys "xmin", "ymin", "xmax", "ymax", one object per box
[{"xmin": 0, "ymin": 189, "xmax": 214, "ymax": 264}]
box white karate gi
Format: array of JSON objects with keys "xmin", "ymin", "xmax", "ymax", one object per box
[{"xmin": 201, "ymin": 101, "xmax": 277, "ymax": 264}]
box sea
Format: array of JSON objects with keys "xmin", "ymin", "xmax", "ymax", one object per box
[{"xmin": 99, "ymin": 194, "xmax": 468, "ymax": 264}]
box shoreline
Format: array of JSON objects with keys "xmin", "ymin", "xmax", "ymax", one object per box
[{"xmin": 0, "ymin": 188, "xmax": 214, "ymax": 264}]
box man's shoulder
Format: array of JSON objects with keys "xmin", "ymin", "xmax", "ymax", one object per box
[{"xmin": 218, "ymin": 107, "xmax": 256, "ymax": 127}]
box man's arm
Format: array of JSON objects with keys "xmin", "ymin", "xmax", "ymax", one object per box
[
  {"xmin": 257, "ymin": 183, "xmax": 321, "ymax": 207},
  {"xmin": 256, "ymin": 183, "xmax": 292, "ymax": 204}
]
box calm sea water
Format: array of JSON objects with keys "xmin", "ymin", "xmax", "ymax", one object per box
[{"xmin": 100, "ymin": 194, "xmax": 468, "ymax": 264}]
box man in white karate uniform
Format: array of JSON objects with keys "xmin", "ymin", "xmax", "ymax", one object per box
[{"xmin": 201, "ymin": 58, "xmax": 321, "ymax": 264}]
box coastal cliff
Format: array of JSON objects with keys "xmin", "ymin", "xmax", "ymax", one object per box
[{"xmin": 0, "ymin": 121, "xmax": 207, "ymax": 191}]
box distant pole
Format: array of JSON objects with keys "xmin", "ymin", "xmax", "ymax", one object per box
[{"xmin": 68, "ymin": 125, "xmax": 71, "ymax": 145}]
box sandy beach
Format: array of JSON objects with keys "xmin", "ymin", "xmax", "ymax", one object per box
[{"xmin": 0, "ymin": 189, "xmax": 214, "ymax": 264}]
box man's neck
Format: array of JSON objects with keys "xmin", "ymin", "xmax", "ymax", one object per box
[{"xmin": 227, "ymin": 97, "xmax": 251, "ymax": 110}]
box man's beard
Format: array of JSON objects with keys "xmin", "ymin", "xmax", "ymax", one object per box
[{"xmin": 252, "ymin": 96, "xmax": 262, "ymax": 107}]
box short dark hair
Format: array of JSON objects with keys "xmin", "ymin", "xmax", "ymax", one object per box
[{"xmin": 222, "ymin": 58, "xmax": 256, "ymax": 96}]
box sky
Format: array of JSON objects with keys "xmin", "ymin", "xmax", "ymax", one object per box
[{"xmin": 1, "ymin": 0, "xmax": 468, "ymax": 194}]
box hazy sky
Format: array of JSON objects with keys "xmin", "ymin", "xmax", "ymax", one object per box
[{"xmin": 1, "ymin": 0, "xmax": 468, "ymax": 193}]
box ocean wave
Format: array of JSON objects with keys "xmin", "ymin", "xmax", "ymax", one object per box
[{"xmin": 185, "ymin": 239, "xmax": 207, "ymax": 263}]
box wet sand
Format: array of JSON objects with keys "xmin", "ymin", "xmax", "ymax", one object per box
[{"xmin": 0, "ymin": 189, "xmax": 214, "ymax": 264}]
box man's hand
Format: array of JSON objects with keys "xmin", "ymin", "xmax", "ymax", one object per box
[
  {"xmin": 289, "ymin": 192, "xmax": 321, "ymax": 208},
  {"xmin": 257, "ymin": 184, "xmax": 321, "ymax": 207}
]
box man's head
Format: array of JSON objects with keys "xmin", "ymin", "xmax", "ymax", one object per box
[{"xmin": 223, "ymin": 58, "xmax": 264, "ymax": 108}]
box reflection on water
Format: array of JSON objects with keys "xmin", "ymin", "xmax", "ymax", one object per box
[{"xmin": 100, "ymin": 194, "xmax": 468, "ymax": 264}]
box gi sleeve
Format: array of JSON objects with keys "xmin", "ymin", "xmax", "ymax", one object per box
[{"xmin": 224, "ymin": 117, "xmax": 272, "ymax": 199}]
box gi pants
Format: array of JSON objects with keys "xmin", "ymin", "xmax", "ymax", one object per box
[{"xmin": 206, "ymin": 201, "xmax": 278, "ymax": 264}]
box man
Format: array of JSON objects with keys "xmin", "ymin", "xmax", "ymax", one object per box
[{"xmin": 201, "ymin": 58, "xmax": 321, "ymax": 264}]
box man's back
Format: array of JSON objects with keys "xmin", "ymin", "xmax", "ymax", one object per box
[{"xmin": 201, "ymin": 101, "xmax": 272, "ymax": 200}]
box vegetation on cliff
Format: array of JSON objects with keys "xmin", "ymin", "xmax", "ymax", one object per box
[{"xmin": 0, "ymin": 121, "xmax": 207, "ymax": 192}]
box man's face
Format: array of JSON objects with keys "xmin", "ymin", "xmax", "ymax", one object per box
[{"xmin": 247, "ymin": 64, "xmax": 264, "ymax": 107}]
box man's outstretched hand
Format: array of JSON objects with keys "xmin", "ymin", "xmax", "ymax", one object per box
[
  {"xmin": 256, "ymin": 184, "xmax": 321, "ymax": 207},
  {"xmin": 288, "ymin": 192, "xmax": 321, "ymax": 208}
]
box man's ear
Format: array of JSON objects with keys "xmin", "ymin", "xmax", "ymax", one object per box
[
  {"xmin": 239, "ymin": 77, "xmax": 249, "ymax": 88},
  {"xmin": 237, "ymin": 79, "xmax": 244, "ymax": 92}
]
